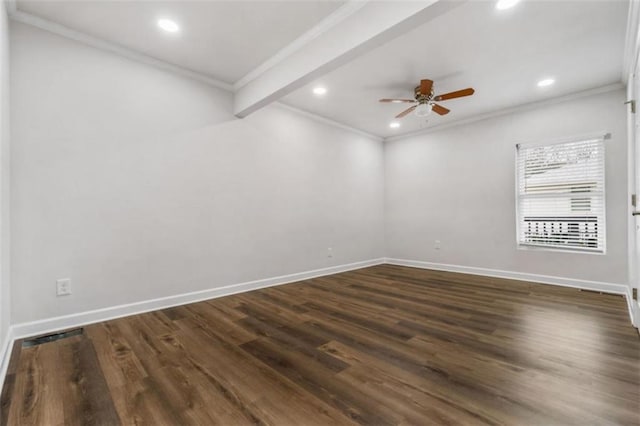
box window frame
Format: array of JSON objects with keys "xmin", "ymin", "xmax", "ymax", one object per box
[{"xmin": 514, "ymin": 132, "xmax": 609, "ymax": 255}]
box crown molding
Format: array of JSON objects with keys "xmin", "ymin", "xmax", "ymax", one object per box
[
  {"xmin": 384, "ymin": 82, "xmax": 625, "ymax": 143},
  {"xmin": 233, "ymin": 0, "xmax": 368, "ymax": 91},
  {"xmin": 8, "ymin": 8, "xmax": 233, "ymax": 92},
  {"xmin": 275, "ymin": 102, "xmax": 383, "ymax": 142}
]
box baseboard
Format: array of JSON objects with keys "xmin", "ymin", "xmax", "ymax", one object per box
[
  {"xmin": 0, "ymin": 258, "xmax": 381, "ymax": 393},
  {"xmin": 10, "ymin": 258, "xmax": 385, "ymax": 340},
  {"xmin": 0, "ymin": 326, "xmax": 14, "ymax": 395},
  {"xmin": 1, "ymin": 257, "xmax": 636, "ymax": 394},
  {"xmin": 384, "ymin": 258, "xmax": 629, "ymax": 295},
  {"xmin": 7, "ymin": 256, "xmax": 633, "ymax": 340},
  {"xmin": 627, "ymin": 287, "xmax": 638, "ymax": 328},
  {"xmin": 386, "ymin": 257, "xmax": 637, "ymax": 325}
]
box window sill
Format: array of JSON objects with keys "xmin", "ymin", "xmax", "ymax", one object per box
[{"xmin": 517, "ymin": 244, "xmax": 606, "ymax": 256}]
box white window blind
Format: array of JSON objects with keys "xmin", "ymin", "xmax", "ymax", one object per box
[{"xmin": 516, "ymin": 136, "xmax": 606, "ymax": 253}]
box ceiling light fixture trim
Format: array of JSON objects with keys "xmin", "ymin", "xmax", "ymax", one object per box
[
  {"xmin": 313, "ymin": 87, "xmax": 328, "ymax": 96},
  {"xmin": 157, "ymin": 18, "xmax": 180, "ymax": 33},
  {"xmin": 537, "ymin": 78, "xmax": 556, "ymax": 87},
  {"xmin": 496, "ymin": 0, "xmax": 521, "ymax": 10}
]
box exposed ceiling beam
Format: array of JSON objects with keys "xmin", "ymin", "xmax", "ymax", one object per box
[
  {"xmin": 233, "ymin": 1, "xmax": 368, "ymax": 91},
  {"xmin": 234, "ymin": 0, "xmax": 466, "ymax": 118}
]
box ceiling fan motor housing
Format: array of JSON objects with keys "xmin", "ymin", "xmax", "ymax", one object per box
[{"xmin": 414, "ymin": 85, "xmax": 433, "ymax": 103}]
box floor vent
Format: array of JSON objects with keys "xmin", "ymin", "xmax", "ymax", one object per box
[
  {"xmin": 22, "ymin": 328, "xmax": 84, "ymax": 347},
  {"xmin": 578, "ymin": 289, "xmax": 621, "ymax": 297}
]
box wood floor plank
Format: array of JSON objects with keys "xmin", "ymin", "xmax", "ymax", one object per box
[
  {"xmin": 57, "ymin": 336, "xmax": 121, "ymax": 426},
  {"xmin": 84, "ymin": 323, "xmax": 150, "ymax": 423},
  {"xmin": 6, "ymin": 342, "xmax": 65, "ymax": 425},
  {"xmin": 320, "ymin": 340, "xmax": 505, "ymax": 426},
  {"xmin": 239, "ymin": 337, "xmax": 395, "ymax": 425},
  {"xmin": 2, "ymin": 265, "xmax": 639, "ymax": 425},
  {"xmin": 0, "ymin": 340, "xmax": 23, "ymax": 426},
  {"xmin": 173, "ymin": 324, "xmax": 356, "ymax": 425}
]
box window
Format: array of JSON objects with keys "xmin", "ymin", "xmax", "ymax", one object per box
[{"xmin": 516, "ymin": 135, "xmax": 606, "ymax": 253}]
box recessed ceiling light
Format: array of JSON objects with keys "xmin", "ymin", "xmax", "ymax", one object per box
[
  {"xmin": 157, "ymin": 18, "xmax": 180, "ymax": 33},
  {"xmin": 389, "ymin": 121, "xmax": 401, "ymax": 129},
  {"xmin": 391, "ymin": 100, "xmax": 404, "ymax": 103},
  {"xmin": 312, "ymin": 87, "xmax": 327, "ymax": 96},
  {"xmin": 537, "ymin": 78, "xmax": 555, "ymax": 88},
  {"xmin": 496, "ymin": 0, "xmax": 520, "ymax": 10}
]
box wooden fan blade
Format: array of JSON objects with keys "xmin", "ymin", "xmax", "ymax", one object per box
[
  {"xmin": 432, "ymin": 103, "xmax": 450, "ymax": 115},
  {"xmin": 395, "ymin": 105, "xmax": 417, "ymax": 118},
  {"xmin": 420, "ymin": 79, "xmax": 433, "ymax": 95},
  {"xmin": 434, "ymin": 88, "xmax": 475, "ymax": 101},
  {"xmin": 379, "ymin": 98, "xmax": 415, "ymax": 103}
]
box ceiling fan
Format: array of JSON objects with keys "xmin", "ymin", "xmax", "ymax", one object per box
[{"xmin": 379, "ymin": 79, "xmax": 475, "ymax": 119}]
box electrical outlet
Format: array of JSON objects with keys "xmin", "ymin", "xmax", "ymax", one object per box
[
  {"xmin": 327, "ymin": 247, "xmax": 333, "ymax": 258},
  {"xmin": 434, "ymin": 240, "xmax": 441, "ymax": 250},
  {"xmin": 56, "ymin": 278, "xmax": 71, "ymax": 296}
]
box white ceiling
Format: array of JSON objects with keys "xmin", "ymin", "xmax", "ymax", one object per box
[
  {"xmin": 282, "ymin": 0, "xmax": 629, "ymax": 138},
  {"xmin": 15, "ymin": 0, "xmax": 630, "ymax": 138},
  {"xmin": 16, "ymin": 0, "xmax": 345, "ymax": 84}
]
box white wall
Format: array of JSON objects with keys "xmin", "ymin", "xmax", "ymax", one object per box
[
  {"xmin": 0, "ymin": 1, "xmax": 10, "ymax": 346},
  {"xmin": 385, "ymin": 89, "xmax": 628, "ymax": 285},
  {"xmin": 10, "ymin": 22, "xmax": 384, "ymax": 324},
  {"xmin": 8, "ymin": 19, "xmax": 631, "ymax": 329}
]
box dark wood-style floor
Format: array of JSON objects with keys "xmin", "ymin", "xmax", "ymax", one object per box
[{"xmin": 1, "ymin": 265, "xmax": 639, "ymax": 425}]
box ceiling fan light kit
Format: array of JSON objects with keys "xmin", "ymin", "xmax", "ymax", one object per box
[
  {"xmin": 415, "ymin": 103, "xmax": 433, "ymax": 117},
  {"xmin": 379, "ymin": 79, "xmax": 475, "ymax": 121}
]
